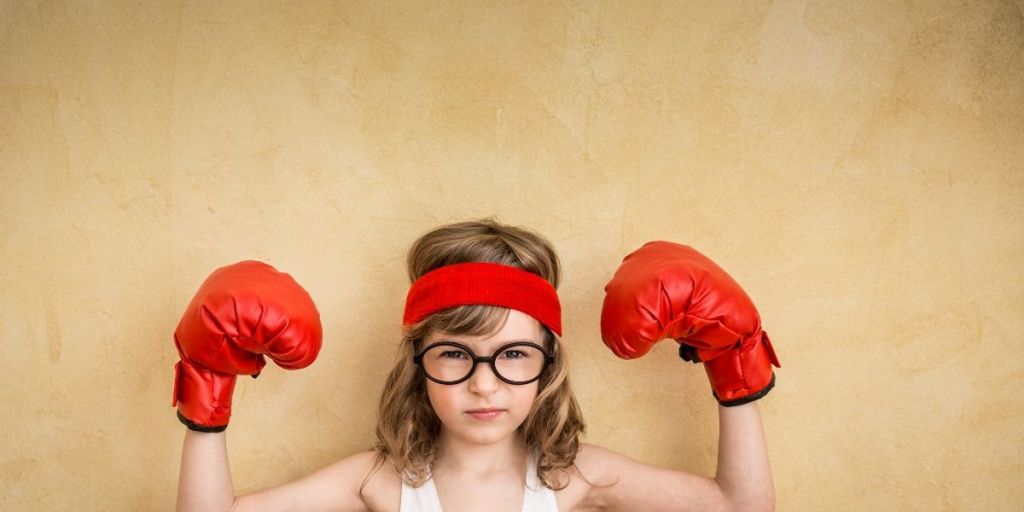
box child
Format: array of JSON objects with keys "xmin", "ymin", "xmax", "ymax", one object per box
[{"xmin": 175, "ymin": 218, "xmax": 777, "ymax": 511}]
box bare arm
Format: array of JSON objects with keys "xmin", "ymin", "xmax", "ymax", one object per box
[
  {"xmin": 714, "ymin": 401, "xmax": 775, "ymax": 511},
  {"xmin": 176, "ymin": 429, "xmax": 236, "ymax": 512},
  {"xmin": 175, "ymin": 426, "xmax": 375, "ymax": 512},
  {"xmin": 579, "ymin": 401, "xmax": 775, "ymax": 512}
]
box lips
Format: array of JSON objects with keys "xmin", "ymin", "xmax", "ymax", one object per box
[{"xmin": 466, "ymin": 408, "xmax": 505, "ymax": 421}]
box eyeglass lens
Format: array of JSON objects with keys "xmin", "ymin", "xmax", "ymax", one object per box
[{"xmin": 420, "ymin": 343, "xmax": 546, "ymax": 383}]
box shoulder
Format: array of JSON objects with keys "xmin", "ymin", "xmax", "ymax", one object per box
[
  {"xmin": 544, "ymin": 442, "xmax": 617, "ymax": 511},
  {"xmin": 572, "ymin": 442, "xmax": 615, "ymax": 482},
  {"xmin": 357, "ymin": 450, "xmax": 403, "ymax": 512},
  {"xmin": 570, "ymin": 442, "xmax": 628, "ymax": 491}
]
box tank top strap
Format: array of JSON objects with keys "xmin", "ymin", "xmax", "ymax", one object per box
[
  {"xmin": 400, "ymin": 470, "xmax": 442, "ymax": 512},
  {"xmin": 522, "ymin": 449, "xmax": 560, "ymax": 512}
]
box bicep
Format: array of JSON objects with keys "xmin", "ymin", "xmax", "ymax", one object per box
[
  {"xmin": 582, "ymin": 443, "xmax": 731, "ymax": 512},
  {"xmin": 231, "ymin": 450, "xmax": 376, "ymax": 512}
]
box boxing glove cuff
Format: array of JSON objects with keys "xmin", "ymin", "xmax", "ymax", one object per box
[
  {"xmin": 172, "ymin": 358, "xmax": 237, "ymax": 432},
  {"xmin": 691, "ymin": 330, "xmax": 781, "ymax": 407}
]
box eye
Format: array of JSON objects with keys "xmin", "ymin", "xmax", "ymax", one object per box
[
  {"xmin": 501, "ymin": 349, "xmax": 527, "ymax": 359},
  {"xmin": 440, "ymin": 351, "xmax": 468, "ymax": 360}
]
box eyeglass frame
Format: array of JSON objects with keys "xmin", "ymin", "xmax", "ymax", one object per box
[{"xmin": 412, "ymin": 340, "xmax": 556, "ymax": 385}]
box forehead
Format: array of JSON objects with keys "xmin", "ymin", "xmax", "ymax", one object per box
[{"xmin": 425, "ymin": 309, "xmax": 544, "ymax": 350}]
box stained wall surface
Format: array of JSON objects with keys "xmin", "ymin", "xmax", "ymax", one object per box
[{"xmin": 1, "ymin": 1, "xmax": 1022, "ymax": 510}]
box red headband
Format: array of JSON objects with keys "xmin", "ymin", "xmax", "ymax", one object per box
[{"xmin": 402, "ymin": 262, "xmax": 562, "ymax": 337}]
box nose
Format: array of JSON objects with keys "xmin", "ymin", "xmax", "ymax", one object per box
[{"xmin": 467, "ymin": 362, "xmax": 500, "ymax": 394}]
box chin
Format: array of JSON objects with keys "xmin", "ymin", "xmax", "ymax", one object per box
[
  {"xmin": 463, "ymin": 431, "xmax": 514, "ymax": 445},
  {"xmin": 451, "ymin": 420, "xmax": 520, "ymax": 444}
]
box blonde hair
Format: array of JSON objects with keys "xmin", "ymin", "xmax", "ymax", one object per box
[{"xmin": 362, "ymin": 217, "xmax": 587, "ymax": 493}]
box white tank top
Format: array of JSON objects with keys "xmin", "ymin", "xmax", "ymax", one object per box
[{"xmin": 399, "ymin": 449, "xmax": 560, "ymax": 512}]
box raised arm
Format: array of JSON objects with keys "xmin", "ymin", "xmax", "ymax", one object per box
[
  {"xmin": 177, "ymin": 430, "xmax": 235, "ymax": 512},
  {"xmin": 716, "ymin": 401, "xmax": 774, "ymax": 510},
  {"xmin": 593, "ymin": 240, "xmax": 781, "ymax": 511},
  {"xmin": 170, "ymin": 260, "xmax": 323, "ymax": 511}
]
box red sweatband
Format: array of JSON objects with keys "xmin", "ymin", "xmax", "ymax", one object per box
[{"xmin": 402, "ymin": 262, "xmax": 562, "ymax": 337}]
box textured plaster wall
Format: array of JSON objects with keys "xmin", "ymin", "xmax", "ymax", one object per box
[{"xmin": 1, "ymin": 1, "xmax": 1022, "ymax": 510}]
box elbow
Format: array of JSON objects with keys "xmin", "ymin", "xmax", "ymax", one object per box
[
  {"xmin": 748, "ymin": 495, "xmax": 775, "ymax": 512},
  {"xmin": 729, "ymin": 503, "xmax": 774, "ymax": 512},
  {"xmin": 724, "ymin": 493, "xmax": 775, "ymax": 512},
  {"xmin": 177, "ymin": 497, "xmax": 239, "ymax": 512},
  {"xmin": 749, "ymin": 497, "xmax": 776, "ymax": 512}
]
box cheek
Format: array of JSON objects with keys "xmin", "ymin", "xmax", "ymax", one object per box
[
  {"xmin": 514, "ymin": 385, "xmax": 540, "ymax": 412},
  {"xmin": 424, "ymin": 382, "xmax": 540, "ymax": 419},
  {"xmin": 425, "ymin": 383, "xmax": 459, "ymax": 418}
]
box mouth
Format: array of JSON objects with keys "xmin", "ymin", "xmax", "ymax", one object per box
[{"xmin": 466, "ymin": 408, "xmax": 505, "ymax": 420}]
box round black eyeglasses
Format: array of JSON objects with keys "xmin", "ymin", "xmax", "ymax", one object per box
[{"xmin": 413, "ymin": 341, "xmax": 555, "ymax": 385}]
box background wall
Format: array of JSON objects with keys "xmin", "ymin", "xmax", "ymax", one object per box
[{"xmin": 1, "ymin": 1, "xmax": 1021, "ymax": 510}]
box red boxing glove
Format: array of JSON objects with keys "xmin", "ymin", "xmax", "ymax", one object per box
[
  {"xmin": 171, "ymin": 260, "xmax": 322, "ymax": 432},
  {"xmin": 600, "ymin": 241, "xmax": 781, "ymax": 406}
]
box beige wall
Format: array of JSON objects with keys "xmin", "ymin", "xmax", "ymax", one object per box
[{"xmin": 2, "ymin": 1, "xmax": 1022, "ymax": 510}]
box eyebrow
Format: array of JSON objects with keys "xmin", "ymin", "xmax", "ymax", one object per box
[{"xmin": 433, "ymin": 337, "xmax": 540, "ymax": 350}]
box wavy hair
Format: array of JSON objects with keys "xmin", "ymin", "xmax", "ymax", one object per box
[{"xmin": 361, "ymin": 217, "xmax": 589, "ymax": 493}]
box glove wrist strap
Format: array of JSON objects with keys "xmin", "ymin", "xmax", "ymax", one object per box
[
  {"xmin": 172, "ymin": 359, "xmax": 236, "ymax": 431},
  {"xmin": 177, "ymin": 410, "xmax": 228, "ymax": 432}
]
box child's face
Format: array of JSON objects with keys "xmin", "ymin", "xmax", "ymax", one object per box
[{"xmin": 422, "ymin": 309, "xmax": 545, "ymax": 447}]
